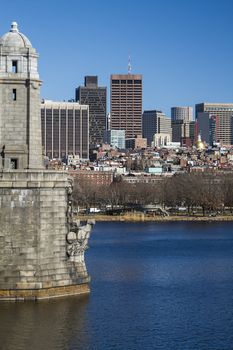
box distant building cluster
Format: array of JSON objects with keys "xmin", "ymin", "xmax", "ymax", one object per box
[
  {"xmin": 1, "ymin": 21, "xmax": 233, "ymax": 191},
  {"xmin": 40, "ymin": 77, "xmax": 233, "ymax": 187},
  {"xmin": 39, "ymin": 75, "xmax": 233, "ymax": 163}
]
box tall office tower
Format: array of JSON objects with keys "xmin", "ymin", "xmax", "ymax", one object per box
[
  {"xmin": 197, "ymin": 113, "xmax": 218, "ymax": 146},
  {"xmin": 110, "ymin": 74, "xmax": 142, "ymax": 139},
  {"xmin": 195, "ymin": 103, "xmax": 233, "ymax": 145},
  {"xmin": 172, "ymin": 120, "xmax": 195, "ymax": 143},
  {"xmin": 142, "ymin": 110, "xmax": 172, "ymax": 146},
  {"xmin": 41, "ymin": 100, "xmax": 89, "ymax": 160},
  {"xmin": 75, "ymin": 76, "xmax": 107, "ymax": 147},
  {"xmin": 171, "ymin": 106, "xmax": 193, "ymax": 122}
]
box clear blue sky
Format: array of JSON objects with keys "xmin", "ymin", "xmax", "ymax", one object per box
[{"xmin": 1, "ymin": 0, "xmax": 232, "ymax": 116}]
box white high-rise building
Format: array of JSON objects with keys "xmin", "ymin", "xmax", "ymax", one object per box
[{"xmin": 41, "ymin": 100, "xmax": 89, "ymax": 160}]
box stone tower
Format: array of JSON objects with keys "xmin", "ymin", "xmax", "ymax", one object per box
[
  {"xmin": 0, "ymin": 23, "xmax": 92, "ymax": 301},
  {"xmin": 0, "ymin": 22, "xmax": 42, "ymax": 169}
]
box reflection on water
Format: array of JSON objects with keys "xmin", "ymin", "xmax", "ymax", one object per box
[
  {"xmin": 1, "ymin": 222, "xmax": 233, "ymax": 350},
  {"xmin": 0, "ymin": 295, "xmax": 90, "ymax": 350}
]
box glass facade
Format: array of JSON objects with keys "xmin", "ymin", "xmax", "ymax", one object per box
[
  {"xmin": 104, "ymin": 129, "xmax": 125, "ymax": 149},
  {"xmin": 142, "ymin": 110, "xmax": 172, "ymax": 146},
  {"xmin": 76, "ymin": 76, "xmax": 107, "ymax": 147},
  {"xmin": 196, "ymin": 103, "xmax": 233, "ymax": 145}
]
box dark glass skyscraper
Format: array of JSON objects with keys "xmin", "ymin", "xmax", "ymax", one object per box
[
  {"xmin": 142, "ymin": 110, "xmax": 171, "ymax": 146},
  {"xmin": 197, "ymin": 112, "xmax": 218, "ymax": 146},
  {"xmin": 75, "ymin": 76, "xmax": 107, "ymax": 147}
]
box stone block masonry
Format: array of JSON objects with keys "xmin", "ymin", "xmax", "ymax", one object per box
[
  {"xmin": 0, "ymin": 170, "xmax": 90, "ymax": 300},
  {"xmin": 0, "ymin": 22, "xmax": 93, "ymax": 301}
]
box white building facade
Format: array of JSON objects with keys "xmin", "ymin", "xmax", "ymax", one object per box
[{"xmin": 41, "ymin": 100, "xmax": 89, "ymax": 160}]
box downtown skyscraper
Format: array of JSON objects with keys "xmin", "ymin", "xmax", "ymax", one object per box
[
  {"xmin": 110, "ymin": 74, "xmax": 142, "ymax": 139},
  {"xmin": 171, "ymin": 106, "xmax": 193, "ymax": 122},
  {"xmin": 142, "ymin": 110, "xmax": 172, "ymax": 146},
  {"xmin": 196, "ymin": 103, "xmax": 233, "ymax": 145},
  {"xmin": 76, "ymin": 76, "xmax": 107, "ymax": 147}
]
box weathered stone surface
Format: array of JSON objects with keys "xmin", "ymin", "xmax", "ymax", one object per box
[
  {"xmin": 0, "ymin": 283, "xmax": 90, "ymax": 301},
  {"xmin": 0, "ymin": 170, "xmax": 91, "ymax": 300},
  {"xmin": 0, "ymin": 23, "xmax": 92, "ymax": 300}
]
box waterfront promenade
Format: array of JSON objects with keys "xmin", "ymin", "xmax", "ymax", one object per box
[{"xmin": 77, "ymin": 213, "xmax": 233, "ymax": 222}]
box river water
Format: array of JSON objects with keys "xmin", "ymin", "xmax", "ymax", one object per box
[{"xmin": 0, "ymin": 222, "xmax": 233, "ymax": 350}]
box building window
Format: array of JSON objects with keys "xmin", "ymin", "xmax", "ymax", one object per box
[
  {"xmin": 11, "ymin": 158, "xmax": 18, "ymax": 169},
  {"xmin": 12, "ymin": 89, "xmax": 17, "ymax": 101},
  {"xmin": 12, "ymin": 61, "xmax": 18, "ymax": 73}
]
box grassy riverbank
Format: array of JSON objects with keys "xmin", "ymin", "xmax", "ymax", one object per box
[{"xmin": 76, "ymin": 213, "xmax": 233, "ymax": 222}]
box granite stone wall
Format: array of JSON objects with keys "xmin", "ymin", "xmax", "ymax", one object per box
[
  {"xmin": 0, "ymin": 170, "xmax": 90, "ymax": 300},
  {"xmin": 0, "ymin": 77, "xmax": 43, "ymax": 169}
]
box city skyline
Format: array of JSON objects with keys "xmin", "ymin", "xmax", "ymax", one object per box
[{"xmin": 1, "ymin": 0, "xmax": 232, "ymax": 116}]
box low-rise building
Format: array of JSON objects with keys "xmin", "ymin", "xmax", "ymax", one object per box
[
  {"xmin": 125, "ymin": 135, "xmax": 147, "ymax": 149},
  {"xmin": 69, "ymin": 169, "xmax": 114, "ymax": 186},
  {"xmin": 104, "ymin": 129, "xmax": 125, "ymax": 149},
  {"xmin": 152, "ymin": 133, "xmax": 171, "ymax": 147}
]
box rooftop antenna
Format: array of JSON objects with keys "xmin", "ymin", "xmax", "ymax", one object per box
[{"xmin": 128, "ymin": 55, "xmax": 132, "ymax": 74}]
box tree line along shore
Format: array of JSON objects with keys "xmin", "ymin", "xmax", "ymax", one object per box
[{"xmin": 72, "ymin": 171, "xmax": 233, "ymax": 220}]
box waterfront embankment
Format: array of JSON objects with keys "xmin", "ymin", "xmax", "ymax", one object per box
[{"xmin": 77, "ymin": 213, "xmax": 233, "ymax": 222}]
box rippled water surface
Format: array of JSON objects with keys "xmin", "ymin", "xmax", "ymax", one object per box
[{"xmin": 1, "ymin": 222, "xmax": 233, "ymax": 350}]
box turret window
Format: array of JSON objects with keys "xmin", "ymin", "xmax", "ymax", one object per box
[
  {"xmin": 12, "ymin": 60, "xmax": 18, "ymax": 73},
  {"xmin": 10, "ymin": 158, "xmax": 18, "ymax": 169},
  {"xmin": 12, "ymin": 89, "xmax": 17, "ymax": 101}
]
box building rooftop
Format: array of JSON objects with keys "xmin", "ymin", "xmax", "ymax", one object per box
[
  {"xmin": 0, "ymin": 22, "xmax": 32, "ymax": 48},
  {"xmin": 41, "ymin": 99, "xmax": 88, "ymax": 108}
]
